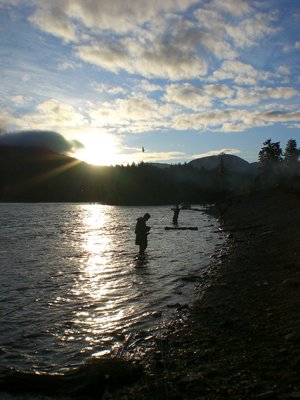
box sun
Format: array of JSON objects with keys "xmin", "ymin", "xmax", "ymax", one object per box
[{"xmin": 74, "ymin": 133, "xmax": 120, "ymax": 166}]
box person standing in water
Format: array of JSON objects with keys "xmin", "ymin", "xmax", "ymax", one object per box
[
  {"xmin": 171, "ymin": 204, "xmax": 180, "ymax": 224},
  {"xmin": 135, "ymin": 213, "xmax": 151, "ymax": 253}
]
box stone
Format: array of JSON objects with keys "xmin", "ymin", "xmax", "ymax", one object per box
[
  {"xmin": 288, "ymin": 393, "xmax": 300, "ymax": 400},
  {"xmin": 282, "ymin": 278, "xmax": 300, "ymax": 288}
]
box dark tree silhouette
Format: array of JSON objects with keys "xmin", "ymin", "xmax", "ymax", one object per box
[
  {"xmin": 3, "ymin": 139, "xmax": 300, "ymax": 204},
  {"xmin": 257, "ymin": 138, "xmax": 300, "ymax": 190},
  {"xmin": 258, "ymin": 139, "xmax": 282, "ymax": 171},
  {"xmin": 284, "ymin": 139, "xmax": 300, "ymax": 166}
]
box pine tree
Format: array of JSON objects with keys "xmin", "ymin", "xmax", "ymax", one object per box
[
  {"xmin": 258, "ymin": 139, "xmax": 282, "ymax": 171},
  {"xmin": 283, "ymin": 139, "xmax": 300, "ymax": 165}
]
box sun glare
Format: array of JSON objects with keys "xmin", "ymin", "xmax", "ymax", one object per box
[{"xmin": 75, "ymin": 133, "xmax": 120, "ymax": 166}]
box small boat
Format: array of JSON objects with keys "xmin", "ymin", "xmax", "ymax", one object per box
[{"xmin": 165, "ymin": 226, "xmax": 198, "ymax": 230}]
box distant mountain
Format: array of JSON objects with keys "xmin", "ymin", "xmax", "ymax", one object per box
[{"xmin": 189, "ymin": 154, "xmax": 258, "ymax": 174}]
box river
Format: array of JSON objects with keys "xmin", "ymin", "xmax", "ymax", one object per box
[{"xmin": 0, "ymin": 203, "xmax": 224, "ymax": 399}]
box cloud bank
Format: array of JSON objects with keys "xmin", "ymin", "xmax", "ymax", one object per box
[
  {"xmin": 0, "ymin": 0, "xmax": 300, "ymax": 163},
  {"xmin": 0, "ymin": 130, "xmax": 83, "ymax": 153}
]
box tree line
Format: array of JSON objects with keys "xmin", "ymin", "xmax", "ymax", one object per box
[
  {"xmin": 257, "ymin": 138, "xmax": 300, "ymax": 188},
  {"xmin": 0, "ymin": 138, "xmax": 299, "ymax": 204}
]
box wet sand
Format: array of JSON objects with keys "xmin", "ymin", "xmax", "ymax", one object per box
[{"xmin": 110, "ymin": 190, "xmax": 300, "ymax": 400}]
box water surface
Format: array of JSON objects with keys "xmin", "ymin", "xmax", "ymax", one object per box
[{"xmin": 0, "ymin": 203, "xmax": 223, "ymax": 380}]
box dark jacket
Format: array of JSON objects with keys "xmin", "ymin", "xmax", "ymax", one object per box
[{"xmin": 135, "ymin": 217, "xmax": 150, "ymax": 245}]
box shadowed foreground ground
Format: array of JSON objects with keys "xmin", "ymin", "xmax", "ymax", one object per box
[{"xmin": 110, "ymin": 190, "xmax": 300, "ymax": 400}]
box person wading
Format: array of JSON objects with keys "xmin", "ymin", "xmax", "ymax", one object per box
[
  {"xmin": 171, "ymin": 204, "xmax": 180, "ymax": 224},
  {"xmin": 135, "ymin": 213, "xmax": 151, "ymax": 253}
]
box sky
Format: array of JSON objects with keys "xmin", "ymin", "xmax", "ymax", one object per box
[{"xmin": 0, "ymin": 0, "xmax": 299, "ymax": 166}]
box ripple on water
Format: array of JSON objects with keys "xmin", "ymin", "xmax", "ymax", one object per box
[{"xmin": 0, "ymin": 203, "xmax": 224, "ymax": 372}]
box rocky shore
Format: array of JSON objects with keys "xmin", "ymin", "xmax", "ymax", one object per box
[{"xmin": 110, "ymin": 190, "xmax": 300, "ymax": 400}]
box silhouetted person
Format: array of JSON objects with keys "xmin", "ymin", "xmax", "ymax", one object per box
[
  {"xmin": 135, "ymin": 213, "xmax": 151, "ymax": 253},
  {"xmin": 171, "ymin": 205, "xmax": 180, "ymax": 224},
  {"xmin": 216, "ymin": 200, "xmax": 226, "ymax": 228}
]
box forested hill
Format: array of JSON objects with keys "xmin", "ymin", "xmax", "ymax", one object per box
[{"xmin": 1, "ymin": 144, "xmax": 298, "ymax": 204}]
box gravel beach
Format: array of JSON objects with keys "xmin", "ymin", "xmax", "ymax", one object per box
[{"xmin": 110, "ymin": 190, "xmax": 300, "ymax": 400}]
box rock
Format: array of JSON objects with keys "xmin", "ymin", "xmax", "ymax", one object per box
[
  {"xmin": 284, "ymin": 333, "xmax": 300, "ymax": 343},
  {"xmin": 279, "ymin": 348, "xmax": 288, "ymax": 354},
  {"xmin": 282, "ymin": 278, "xmax": 300, "ymax": 288},
  {"xmin": 288, "ymin": 393, "xmax": 300, "ymax": 399},
  {"xmin": 152, "ymin": 311, "xmax": 162, "ymax": 318},
  {"xmin": 177, "ymin": 372, "xmax": 206, "ymax": 391},
  {"xmin": 256, "ymin": 390, "xmax": 276, "ymax": 399}
]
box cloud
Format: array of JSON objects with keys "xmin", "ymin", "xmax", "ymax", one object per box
[
  {"xmin": 0, "ymin": 0, "xmax": 23, "ymax": 6},
  {"xmin": 172, "ymin": 109, "xmax": 246, "ymax": 131},
  {"xmin": 226, "ymin": 13, "xmax": 279, "ymax": 48},
  {"xmin": 260, "ymin": 110, "xmax": 300, "ymax": 123},
  {"xmin": 27, "ymin": 0, "xmax": 199, "ymax": 43},
  {"xmin": 94, "ymin": 83, "xmax": 126, "ymax": 95},
  {"xmin": 76, "ymin": 34, "xmax": 208, "ymax": 80},
  {"xmin": 228, "ymin": 86, "xmax": 298, "ymax": 106},
  {"xmin": 9, "ymin": 95, "xmax": 25, "ymax": 105},
  {"xmin": 139, "ymin": 80, "xmax": 162, "ymax": 92},
  {"xmin": 211, "ymin": 60, "xmax": 271, "ymax": 85},
  {"xmin": 18, "ymin": 0, "xmax": 280, "ymax": 82},
  {"xmin": 194, "ymin": 2, "xmax": 277, "ymax": 59},
  {"xmin": 6, "ymin": 88, "xmax": 299, "ymax": 140},
  {"xmin": 0, "ymin": 109, "xmax": 13, "ymax": 132},
  {"xmin": 116, "ymin": 94, "xmax": 160, "ymax": 121},
  {"xmin": 88, "ymin": 93, "xmax": 173, "ymax": 133},
  {"xmin": 276, "ymin": 66, "xmax": 290, "ymax": 77},
  {"xmin": 165, "ymin": 84, "xmax": 213, "ymax": 110},
  {"xmin": 210, "ymin": 0, "xmax": 251, "ymax": 17},
  {"xmin": 2, "ymin": 0, "xmax": 299, "ymax": 143},
  {"xmin": 137, "ymin": 43, "xmax": 208, "ymax": 80},
  {"xmin": 25, "ymin": 1, "xmax": 220, "ymax": 79},
  {"xmin": 75, "ymin": 40, "xmax": 129, "ymax": 74},
  {"xmin": 57, "ymin": 61, "xmax": 81, "ymax": 70},
  {"xmin": 172, "ymin": 106, "xmax": 300, "ymax": 133},
  {"xmin": 29, "ymin": 4, "xmax": 78, "ymax": 43},
  {"xmin": 164, "ymin": 83, "xmax": 234, "ymax": 110},
  {"xmin": 194, "ymin": 9, "xmax": 237, "ymax": 60},
  {"xmin": 0, "ymin": 130, "xmax": 83, "ymax": 153},
  {"xmin": 60, "ymin": 0, "xmax": 198, "ymax": 35},
  {"xmin": 18, "ymin": 99, "xmax": 88, "ymax": 132}
]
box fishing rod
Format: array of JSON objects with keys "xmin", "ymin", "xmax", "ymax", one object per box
[
  {"xmin": 148, "ymin": 209, "xmax": 171, "ymax": 230},
  {"xmin": 145, "ymin": 199, "xmax": 195, "ymax": 232},
  {"xmin": 148, "ymin": 201, "xmax": 189, "ymax": 230}
]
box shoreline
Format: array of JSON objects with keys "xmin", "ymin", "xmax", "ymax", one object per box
[{"xmin": 110, "ymin": 190, "xmax": 300, "ymax": 399}]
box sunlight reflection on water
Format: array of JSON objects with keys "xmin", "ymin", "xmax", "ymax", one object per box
[{"xmin": 52, "ymin": 204, "xmax": 151, "ymax": 359}]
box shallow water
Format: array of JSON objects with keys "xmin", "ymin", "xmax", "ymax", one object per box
[{"xmin": 0, "ymin": 203, "xmax": 224, "ymax": 399}]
